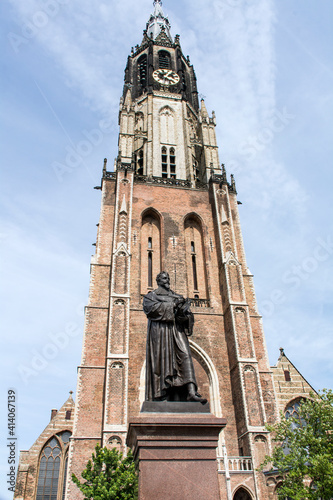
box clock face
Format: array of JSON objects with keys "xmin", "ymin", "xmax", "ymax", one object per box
[{"xmin": 153, "ymin": 69, "xmax": 180, "ymax": 86}]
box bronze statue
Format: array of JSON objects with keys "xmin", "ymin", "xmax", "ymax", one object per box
[{"xmin": 143, "ymin": 271, "xmax": 207, "ymax": 404}]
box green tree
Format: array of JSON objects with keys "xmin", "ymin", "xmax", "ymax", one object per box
[
  {"xmin": 72, "ymin": 445, "xmax": 138, "ymax": 500},
  {"xmin": 261, "ymin": 389, "xmax": 333, "ymax": 500}
]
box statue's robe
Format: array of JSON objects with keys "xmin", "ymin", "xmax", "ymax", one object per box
[{"xmin": 143, "ymin": 286, "xmax": 197, "ymax": 401}]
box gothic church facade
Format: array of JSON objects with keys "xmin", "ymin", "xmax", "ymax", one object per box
[{"xmin": 14, "ymin": 2, "xmax": 316, "ymax": 499}]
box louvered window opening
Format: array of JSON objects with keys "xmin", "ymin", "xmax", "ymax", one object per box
[
  {"xmin": 159, "ymin": 51, "xmax": 171, "ymax": 69},
  {"xmin": 138, "ymin": 55, "xmax": 147, "ymax": 87}
]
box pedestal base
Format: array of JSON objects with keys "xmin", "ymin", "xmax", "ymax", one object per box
[{"xmin": 127, "ymin": 412, "xmax": 227, "ymax": 500}]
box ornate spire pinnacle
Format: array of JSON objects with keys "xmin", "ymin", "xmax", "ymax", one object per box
[{"xmin": 147, "ymin": 0, "xmax": 172, "ymax": 41}]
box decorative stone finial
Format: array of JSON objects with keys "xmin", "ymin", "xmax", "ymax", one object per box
[
  {"xmin": 103, "ymin": 158, "xmax": 107, "ymax": 173},
  {"xmin": 221, "ymin": 163, "xmax": 227, "ymax": 183},
  {"xmin": 230, "ymin": 174, "xmax": 237, "ymax": 193}
]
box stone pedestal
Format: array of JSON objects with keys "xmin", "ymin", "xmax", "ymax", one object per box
[{"xmin": 127, "ymin": 406, "xmax": 226, "ymax": 500}]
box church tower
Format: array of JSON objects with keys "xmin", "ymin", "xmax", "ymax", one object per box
[{"xmin": 65, "ymin": 2, "xmax": 279, "ymax": 499}]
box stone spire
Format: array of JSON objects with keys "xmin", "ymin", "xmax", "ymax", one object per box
[{"xmin": 147, "ymin": 0, "xmax": 172, "ymax": 41}]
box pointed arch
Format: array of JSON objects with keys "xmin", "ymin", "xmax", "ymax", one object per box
[
  {"xmin": 184, "ymin": 213, "xmax": 209, "ymax": 300},
  {"xmin": 36, "ymin": 436, "xmax": 61, "ymax": 500},
  {"xmin": 159, "ymin": 105, "xmax": 175, "ymax": 144},
  {"xmin": 139, "ymin": 341, "xmax": 221, "ymax": 418},
  {"xmin": 138, "ymin": 54, "xmax": 147, "ymax": 88},
  {"xmin": 140, "ymin": 208, "xmax": 162, "ymax": 294},
  {"xmin": 284, "ymin": 396, "xmax": 308, "ymax": 415},
  {"xmin": 233, "ymin": 486, "xmax": 254, "ymax": 500},
  {"xmin": 188, "ymin": 340, "xmax": 222, "ymax": 417}
]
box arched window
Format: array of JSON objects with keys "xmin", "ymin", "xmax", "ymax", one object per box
[
  {"xmin": 233, "ymin": 487, "xmax": 253, "ymax": 500},
  {"xmin": 169, "ymin": 148, "xmax": 176, "ymax": 179},
  {"xmin": 159, "ymin": 50, "xmax": 171, "ymax": 69},
  {"xmin": 283, "ymin": 398, "xmax": 307, "ymax": 455},
  {"xmin": 138, "ymin": 54, "xmax": 147, "ymax": 88},
  {"xmin": 36, "ymin": 432, "xmax": 71, "ymax": 500},
  {"xmin": 141, "ymin": 210, "xmax": 161, "ymax": 294},
  {"xmin": 184, "ymin": 215, "xmax": 208, "ymax": 300},
  {"xmin": 160, "ymin": 147, "xmax": 176, "ymax": 179},
  {"xmin": 285, "ymin": 399, "xmax": 305, "ymax": 428},
  {"xmin": 161, "ymin": 147, "xmax": 168, "ymax": 178},
  {"xmin": 36, "ymin": 437, "xmax": 61, "ymax": 500}
]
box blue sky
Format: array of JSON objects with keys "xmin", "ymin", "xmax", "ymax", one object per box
[{"xmin": 1, "ymin": 0, "xmax": 332, "ymax": 498}]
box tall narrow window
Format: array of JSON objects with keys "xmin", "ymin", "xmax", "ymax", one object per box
[
  {"xmin": 181, "ymin": 61, "xmax": 186, "ymax": 90},
  {"xmin": 184, "ymin": 216, "xmax": 208, "ymax": 300},
  {"xmin": 161, "ymin": 147, "xmax": 176, "ymax": 179},
  {"xmin": 138, "ymin": 149, "xmax": 144, "ymax": 175},
  {"xmin": 141, "ymin": 211, "xmax": 161, "ymax": 294},
  {"xmin": 61, "ymin": 455, "xmax": 68, "ymax": 500},
  {"xmin": 161, "ymin": 147, "xmax": 168, "ymax": 178},
  {"xmin": 169, "ymin": 148, "xmax": 176, "ymax": 179},
  {"xmin": 193, "ymin": 156, "xmax": 199, "ymax": 180},
  {"xmin": 192, "ymin": 255, "xmax": 198, "ymax": 291},
  {"xmin": 191, "ymin": 241, "xmax": 198, "ymax": 290},
  {"xmin": 36, "ymin": 432, "xmax": 71, "ymax": 500},
  {"xmin": 159, "ymin": 50, "xmax": 171, "ymax": 69},
  {"xmin": 138, "ymin": 54, "xmax": 147, "ymax": 88},
  {"xmin": 148, "ymin": 251, "xmax": 153, "ymax": 288}
]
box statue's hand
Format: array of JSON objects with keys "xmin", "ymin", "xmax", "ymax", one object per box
[{"xmin": 174, "ymin": 296, "xmax": 185, "ymax": 308}]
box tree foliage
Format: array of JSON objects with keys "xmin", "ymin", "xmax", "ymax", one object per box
[
  {"xmin": 261, "ymin": 389, "xmax": 333, "ymax": 500},
  {"xmin": 72, "ymin": 445, "xmax": 138, "ymax": 500}
]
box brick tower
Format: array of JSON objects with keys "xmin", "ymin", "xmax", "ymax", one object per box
[{"xmin": 66, "ymin": 2, "xmax": 279, "ymax": 499}]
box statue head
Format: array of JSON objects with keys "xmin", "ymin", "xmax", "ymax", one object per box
[{"xmin": 156, "ymin": 271, "xmax": 170, "ymax": 290}]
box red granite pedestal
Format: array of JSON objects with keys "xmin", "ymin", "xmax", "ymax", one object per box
[{"xmin": 127, "ymin": 408, "xmax": 226, "ymax": 500}]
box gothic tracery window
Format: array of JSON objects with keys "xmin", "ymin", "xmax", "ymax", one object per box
[
  {"xmin": 285, "ymin": 399, "xmax": 305, "ymax": 429},
  {"xmin": 36, "ymin": 432, "xmax": 71, "ymax": 500}
]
